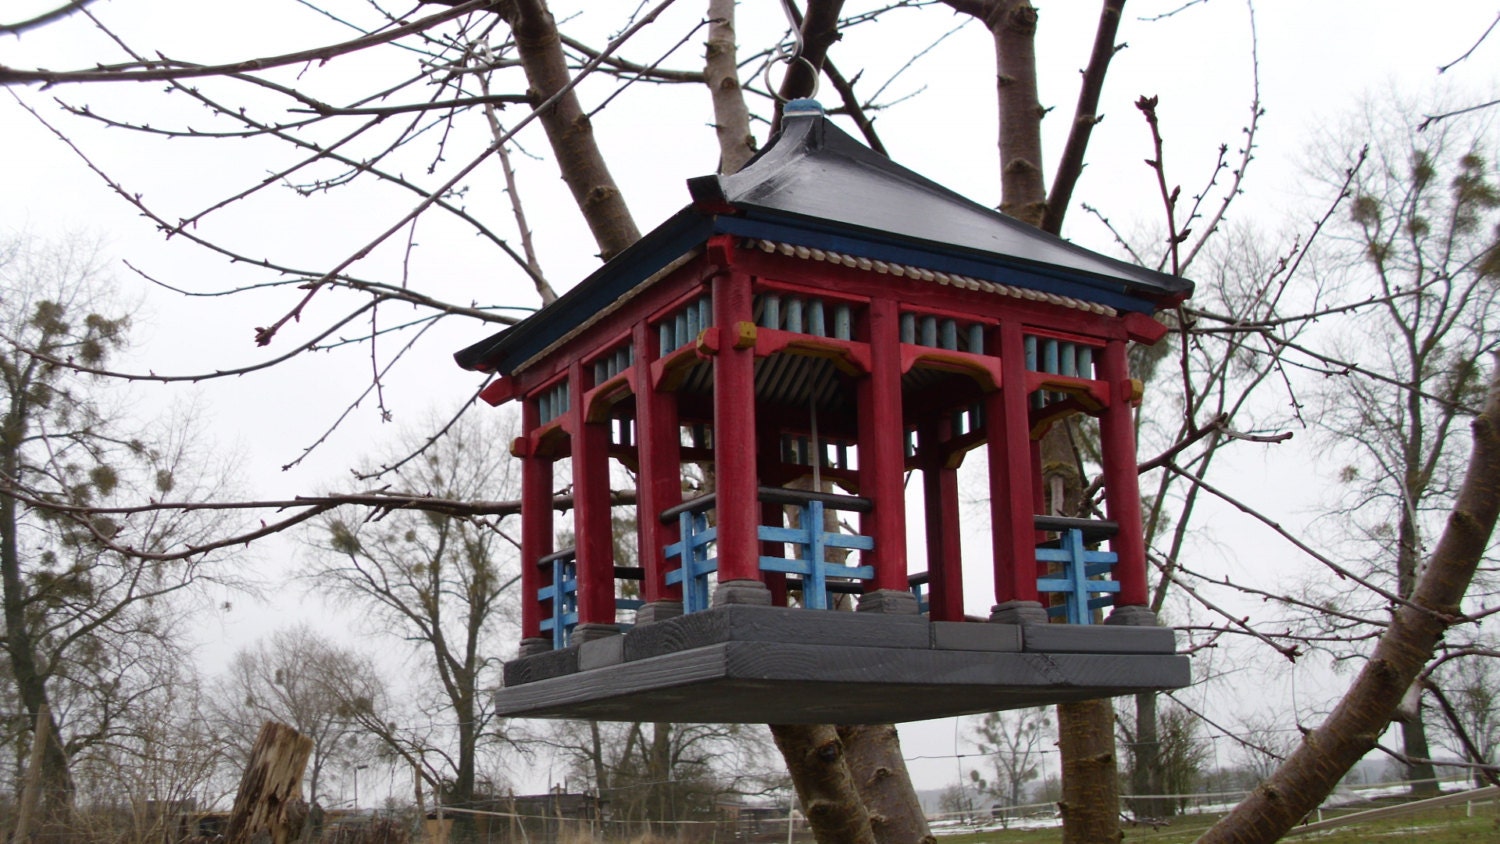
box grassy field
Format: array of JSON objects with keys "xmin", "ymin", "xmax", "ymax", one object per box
[{"xmin": 930, "ymin": 797, "xmax": 1500, "ymax": 843}]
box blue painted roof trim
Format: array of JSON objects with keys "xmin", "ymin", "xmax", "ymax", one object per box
[{"xmin": 454, "ymin": 209, "xmax": 715, "ymax": 375}]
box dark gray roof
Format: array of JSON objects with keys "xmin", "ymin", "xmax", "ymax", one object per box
[{"xmin": 456, "ymin": 100, "xmax": 1191, "ymax": 375}]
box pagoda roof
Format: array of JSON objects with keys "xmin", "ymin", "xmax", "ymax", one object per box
[{"xmin": 456, "ymin": 100, "xmax": 1191, "ymax": 375}]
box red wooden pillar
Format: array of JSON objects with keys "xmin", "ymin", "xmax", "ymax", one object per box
[
  {"xmin": 518, "ymin": 396, "xmax": 553, "ymax": 653},
  {"xmin": 857, "ymin": 298, "xmax": 911, "ymax": 607},
  {"xmin": 988, "ymin": 323, "xmax": 1043, "ymax": 620},
  {"xmin": 708, "ymin": 242, "xmax": 764, "ymax": 600},
  {"xmin": 918, "ymin": 417, "xmax": 964, "ymax": 621},
  {"xmin": 632, "ymin": 321, "xmax": 683, "ymax": 617},
  {"xmin": 568, "ymin": 362, "xmax": 617, "ymax": 634},
  {"xmin": 1098, "ymin": 338, "xmax": 1149, "ymax": 608}
]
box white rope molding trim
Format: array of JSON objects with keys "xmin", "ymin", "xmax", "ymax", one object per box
[{"xmin": 747, "ymin": 238, "xmax": 1118, "ymax": 318}]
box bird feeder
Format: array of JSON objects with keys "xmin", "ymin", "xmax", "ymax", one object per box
[{"xmin": 455, "ymin": 100, "xmax": 1192, "ymax": 724}]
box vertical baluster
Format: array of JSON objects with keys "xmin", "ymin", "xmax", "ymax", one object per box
[
  {"xmin": 834, "ymin": 304, "xmax": 852, "ymax": 340},
  {"xmin": 660, "ymin": 322, "xmax": 673, "ymax": 356},
  {"xmin": 1043, "ymin": 338, "xmax": 1060, "ymax": 374},
  {"xmin": 540, "ymin": 393, "xmax": 552, "ymax": 423},
  {"xmin": 899, "ymin": 313, "xmax": 916, "ymax": 344},
  {"xmin": 675, "ymin": 311, "xmax": 688, "ymax": 348},
  {"xmin": 786, "ymin": 298, "xmax": 804, "ymax": 334},
  {"xmin": 763, "ymin": 294, "xmax": 782, "ymax": 330},
  {"xmin": 593, "ymin": 361, "xmax": 605, "ymax": 385},
  {"xmin": 685, "ymin": 300, "xmax": 700, "ymax": 340},
  {"xmin": 971, "ymin": 403, "xmax": 983, "ymax": 430},
  {"xmin": 697, "ymin": 295, "xmax": 711, "ymax": 333},
  {"xmin": 920, "ymin": 315, "xmax": 938, "ymax": 347},
  {"xmin": 1024, "ymin": 335, "xmax": 1039, "ymax": 370},
  {"xmin": 939, "ymin": 318, "xmax": 958, "ymax": 350},
  {"xmin": 1078, "ymin": 346, "xmax": 1093, "ymax": 379},
  {"xmin": 809, "ymin": 299, "xmax": 826, "ymax": 337},
  {"xmin": 1061, "ymin": 342, "xmax": 1077, "ymax": 378},
  {"xmin": 968, "ymin": 323, "xmax": 985, "ymax": 354}
]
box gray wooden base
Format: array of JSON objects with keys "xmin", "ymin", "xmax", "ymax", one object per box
[{"xmin": 498, "ymin": 606, "xmax": 1189, "ymax": 724}]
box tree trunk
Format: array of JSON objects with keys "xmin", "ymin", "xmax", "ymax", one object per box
[
  {"xmin": 502, "ymin": 0, "xmax": 640, "ymax": 260},
  {"xmin": 704, "ymin": 0, "xmax": 755, "ymax": 174},
  {"xmin": 771, "ymin": 724, "xmax": 876, "ymax": 844},
  {"xmin": 1396, "ymin": 503, "xmax": 1440, "ymax": 796},
  {"xmin": 1057, "ymin": 699, "xmax": 1122, "ymax": 843},
  {"xmin": 226, "ymin": 722, "xmax": 315, "ymax": 844},
  {"xmin": 837, "ymin": 725, "xmax": 935, "ymax": 844},
  {"xmin": 1, "ymin": 407, "xmax": 73, "ymax": 826},
  {"xmin": 991, "ymin": 0, "xmax": 1048, "ymax": 226},
  {"xmin": 10, "ymin": 704, "xmax": 50, "ymax": 844},
  {"xmin": 1199, "ymin": 364, "xmax": 1500, "ymax": 843},
  {"xmin": 1398, "ymin": 688, "xmax": 1440, "ymax": 796},
  {"xmin": 1129, "ymin": 691, "xmax": 1168, "ymax": 819}
]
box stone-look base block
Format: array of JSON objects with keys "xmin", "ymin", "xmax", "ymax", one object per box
[
  {"xmin": 1106, "ymin": 605, "xmax": 1159, "ymax": 627},
  {"xmin": 712, "ymin": 579, "xmax": 773, "ymax": 606},
  {"xmin": 635, "ymin": 601, "xmax": 684, "ymax": 625},
  {"xmin": 569, "ymin": 623, "xmax": 619, "ymax": 644},
  {"xmin": 517, "ymin": 638, "xmax": 552, "ymax": 658},
  {"xmin": 496, "ymin": 604, "xmax": 1189, "ymax": 723},
  {"xmin": 578, "ymin": 635, "xmax": 625, "ymax": 671},
  {"xmin": 990, "ymin": 600, "xmax": 1048, "ymax": 625},
  {"xmin": 857, "ymin": 589, "xmax": 921, "ymax": 614}
]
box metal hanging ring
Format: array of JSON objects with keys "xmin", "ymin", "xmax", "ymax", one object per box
[{"xmin": 763, "ymin": 52, "xmax": 820, "ymax": 104}]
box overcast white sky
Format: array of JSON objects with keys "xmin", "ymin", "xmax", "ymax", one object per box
[{"xmin": 3, "ymin": 0, "xmax": 1498, "ymax": 800}]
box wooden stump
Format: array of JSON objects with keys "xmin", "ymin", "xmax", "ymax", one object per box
[{"xmin": 225, "ymin": 722, "xmax": 315, "ymax": 844}]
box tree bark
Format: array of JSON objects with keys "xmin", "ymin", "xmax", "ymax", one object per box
[
  {"xmin": 986, "ymin": 0, "xmax": 1049, "ymax": 226},
  {"xmin": 2, "ymin": 372, "xmax": 74, "ymax": 826},
  {"xmin": 226, "ymin": 722, "xmax": 315, "ymax": 844},
  {"xmin": 772, "ymin": 724, "xmax": 877, "ymax": 844},
  {"xmin": 1128, "ymin": 691, "xmax": 1168, "ymax": 819},
  {"xmin": 1057, "ymin": 699, "xmax": 1122, "ymax": 843},
  {"xmin": 705, "ymin": 0, "xmax": 755, "ymax": 174},
  {"xmin": 838, "ymin": 725, "xmax": 935, "ymax": 844},
  {"xmin": 1199, "ymin": 362, "xmax": 1500, "ymax": 843},
  {"xmin": 501, "ymin": 0, "xmax": 640, "ymax": 261}
]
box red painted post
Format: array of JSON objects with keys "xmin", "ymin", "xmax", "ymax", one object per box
[
  {"xmin": 632, "ymin": 321, "xmax": 683, "ymax": 606},
  {"xmin": 858, "ymin": 298, "xmax": 910, "ymax": 593},
  {"xmin": 918, "ymin": 418, "xmax": 964, "ymax": 621},
  {"xmin": 568, "ymin": 362, "xmax": 617, "ymax": 627},
  {"xmin": 1098, "ymin": 339, "xmax": 1149, "ymax": 607},
  {"xmin": 710, "ymin": 258, "xmax": 761, "ymax": 585},
  {"xmin": 989, "ymin": 324, "xmax": 1040, "ymax": 606},
  {"xmin": 858, "ymin": 299, "xmax": 912, "ymax": 590},
  {"xmin": 518, "ymin": 397, "xmax": 552, "ymax": 646}
]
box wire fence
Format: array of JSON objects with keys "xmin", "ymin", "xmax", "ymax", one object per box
[{"xmin": 5, "ymin": 775, "xmax": 1498, "ymax": 844}]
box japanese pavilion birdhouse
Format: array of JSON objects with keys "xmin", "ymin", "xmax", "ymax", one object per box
[{"xmin": 455, "ymin": 101, "xmax": 1192, "ymax": 724}]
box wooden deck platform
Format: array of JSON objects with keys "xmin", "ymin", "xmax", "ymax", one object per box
[{"xmin": 496, "ymin": 606, "xmax": 1190, "ymax": 723}]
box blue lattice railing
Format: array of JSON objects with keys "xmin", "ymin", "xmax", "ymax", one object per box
[
  {"xmin": 661, "ymin": 488, "xmax": 875, "ymax": 613},
  {"xmin": 536, "ymin": 548, "xmax": 579, "ymax": 650},
  {"xmin": 663, "ymin": 494, "xmax": 720, "ymax": 614},
  {"xmin": 756, "ymin": 488, "xmax": 874, "ymax": 609},
  {"xmin": 536, "ymin": 549, "xmax": 647, "ymax": 648},
  {"xmin": 1034, "ymin": 516, "xmax": 1120, "ymax": 625}
]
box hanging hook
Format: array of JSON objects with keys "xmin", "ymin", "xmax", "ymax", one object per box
[{"xmin": 764, "ymin": 0, "xmax": 820, "ymax": 103}]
